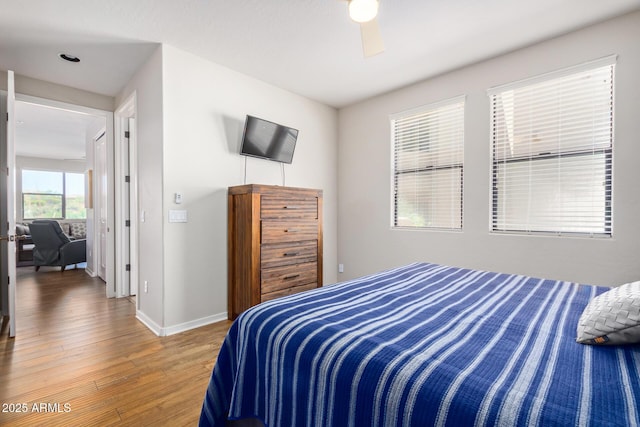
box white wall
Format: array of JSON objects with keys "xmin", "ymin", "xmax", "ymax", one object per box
[
  {"xmin": 116, "ymin": 46, "xmax": 165, "ymax": 328},
  {"xmin": 337, "ymin": 11, "xmax": 640, "ymax": 287},
  {"xmin": 161, "ymin": 45, "xmax": 338, "ymax": 329},
  {"xmin": 115, "ymin": 44, "xmax": 338, "ymax": 333}
]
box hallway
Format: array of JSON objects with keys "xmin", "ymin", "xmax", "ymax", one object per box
[{"xmin": 0, "ymin": 267, "xmax": 231, "ymax": 426}]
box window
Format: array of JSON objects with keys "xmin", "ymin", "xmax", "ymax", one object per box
[
  {"xmin": 22, "ymin": 169, "xmax": 86, "ymax": 219},
  {"xmin": 490, "ymin": 57, "xmax": 615, "ymax": 236},
  {"xmin": 391, "ymin": 97, "xmax": 465, "ymax": 229}
]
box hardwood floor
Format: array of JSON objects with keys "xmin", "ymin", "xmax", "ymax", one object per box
[{"xmin": 0, "ymin": 266, "xmax": 232, "ymax": 426}]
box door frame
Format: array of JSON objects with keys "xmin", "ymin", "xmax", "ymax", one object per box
[
  {"xmin": 15, "ymin": 93, "xmax": 116, "ymax": 297},
  {"xmin": 1, "ymin": 71, "xmax": 17, "ymax": 337},
  {"xmin": 0, "ymin": 89, "xmax": 8, "ymax": 327},
  {"xmin": 115, "ymin": 92, "xmax": 139, "ymax": 300}
]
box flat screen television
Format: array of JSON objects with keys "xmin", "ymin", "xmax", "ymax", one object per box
[{"xmin": 240, "ymin": 115, "xmax": 298, "ymax": 164}]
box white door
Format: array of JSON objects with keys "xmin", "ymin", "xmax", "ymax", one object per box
[
  {"xmin": 115, "ymin": 95, "xmax": 138, "ymax": 299},
  {"xmin": 122, "ymin": 119, "xmax": 131, "ymax": 295},
  {"xmin": 96, "ymin": 133, "xmax": 108, "ymax": 281},
  {"xmin": 1, "ymin": 71, "xmax": 17, "ymax": 337},
  {"xmin": 128, "ymin": 118, "xmax": 137, "ymax": 296}
]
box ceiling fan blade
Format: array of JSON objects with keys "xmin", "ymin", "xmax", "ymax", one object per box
[{"xmin": 360, "ymin": 17, "xmax": 384, "ymax": 57}]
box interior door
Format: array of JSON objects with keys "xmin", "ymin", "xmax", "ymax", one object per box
[
  {"xmin": 96, "ymin": 132, "xmax": 107, "ymax": 281},
  {"xmin": 123, "ymin": 119, "xmax": 131, "ymax": 296},
  {"xmin": 1, "ymin": 70, "xmax": 17, "ymax": 337},
  {"xmin": 128, "ymin": 118, "xmax": 137, "ymax": 296}
]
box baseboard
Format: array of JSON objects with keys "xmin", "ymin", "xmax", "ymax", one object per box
[
  {"xmin": 136, "ymin": 310, "xmax": 228, "ymax": 337},
  {"xmin": 163, "ymin": 312, "xmax": 228, "ymax": 336},
  {"xmin": 84, "ymin": 267, "xmax": 97, "ymax": 277},
  {"xmin": 136, "ymin": 310, "xmax": 164, "ymax": 336}
]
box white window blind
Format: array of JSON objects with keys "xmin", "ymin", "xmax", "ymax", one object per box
[
  {"xmin": 392, "ymin": 97, "xmax": 464, "ymax": 229},
  {"xmin": 490, "ymin": 58, "xmax": 615, "ymax": 236}
]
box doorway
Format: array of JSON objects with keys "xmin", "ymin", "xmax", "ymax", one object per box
[{"xmin": 12, "ymin": 94, "xmax": 116, "ymax": 299}]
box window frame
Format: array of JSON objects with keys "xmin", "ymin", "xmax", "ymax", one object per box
[
  {"xmin": 21, "ymin": 168, "xmax": 86, "ymax": 220},
  {"xmin": 488, "ymin": 56, "xmax": 616, "ymax": 237}
]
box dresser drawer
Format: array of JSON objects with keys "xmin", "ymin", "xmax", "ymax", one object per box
[
  {"xmin": 261, "ymin": 282, "xmax": 319, "ymax": 303},
  {"xmin": 261, "ymin": 241, "xmax": 317, "ymax": 269},
  {"xmin": 261, "ymin": 221, "xmax": 318, "ymax": 243},
  {"xmin": 261, "ymin": 196, "xmax": 318, "ymax": 220},
  {"xmin": 261, "ymin": 262, "xmax": 317, "ymax": 295}
]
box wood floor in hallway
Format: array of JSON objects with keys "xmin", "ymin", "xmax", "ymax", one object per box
[{"xmin": 0, "ymin": 266, "xmax": 232, "ymax": 426}]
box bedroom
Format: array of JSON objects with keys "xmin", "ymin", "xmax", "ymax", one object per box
[{"xmin": 1, "ymin": 1, "xmax": 640, "ymax": 425}]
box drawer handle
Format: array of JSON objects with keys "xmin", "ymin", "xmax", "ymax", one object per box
[
  {"xmin": 284, "ymin": 274, "xmax": 301, "ymax": 280},
  {"xmin": 283, "ymin": 252, "xmax": 299, "ymax": 257},
  {"xmin": 285, "ymin": 229, "xmax": 299, "ymax": 233},
  {"xmin": 284, "ymin": 205, "xmax": 301, "ymax": 210}
]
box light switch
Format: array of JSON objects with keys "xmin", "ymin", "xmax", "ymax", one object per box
[{"xmin": 168, "ymin": 209, "xmax": 188, "ymax": 223}]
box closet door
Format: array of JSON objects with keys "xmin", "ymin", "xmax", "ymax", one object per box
[{"xmin": 96, "ymin": 132, "xmax": 108, "ymax": 281}]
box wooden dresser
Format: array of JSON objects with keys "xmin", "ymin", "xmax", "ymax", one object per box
[{"xmin": 227, "ymin": 184, "xmax": 323, "ymax": 320}]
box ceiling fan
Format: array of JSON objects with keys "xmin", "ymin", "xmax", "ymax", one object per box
[{"xmin": 345, "ymin": 0, "xmax": 384, "ymax": 57}]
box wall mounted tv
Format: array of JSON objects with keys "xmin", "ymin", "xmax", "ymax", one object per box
[{"xmin": 240, "ymin": 115, "xmax": 299, "ymax": 164}]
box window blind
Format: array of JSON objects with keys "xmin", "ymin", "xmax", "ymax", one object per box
[
  {"xmin": 392, "ymin": 97, "xmax": 464, "ymax": 229},
  {"xmin": 490, "ymin": 59, "xmax": 615, "ymax": 236}
]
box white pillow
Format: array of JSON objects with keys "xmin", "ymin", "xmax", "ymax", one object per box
[{"xmin": 576, "ymin": 281, "xmax": 640, "ymax": 345}]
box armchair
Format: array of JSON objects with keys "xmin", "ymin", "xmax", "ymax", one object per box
[{"xmin": 29, "ymin": 220, "xmax": 87, "ymax": 272}]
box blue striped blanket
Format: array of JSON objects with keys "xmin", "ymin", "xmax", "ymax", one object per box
[{"xmin": 200, "ymin": 263, "xmax": 640, "ymax": 426}]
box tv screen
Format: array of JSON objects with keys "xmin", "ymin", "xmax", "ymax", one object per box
[{"xmin": 240, "ymin": 115, "xmax": 298, "ymax": 164}]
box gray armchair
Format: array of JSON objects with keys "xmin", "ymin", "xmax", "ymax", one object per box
[{"xmin": 29, "ymin": 220, "xmax": 87, "ymax": 271}]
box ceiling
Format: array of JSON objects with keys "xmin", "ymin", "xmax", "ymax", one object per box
[
  {"xmin": 1, "ymin": 0, "xmax": 639, "ymax": 110},
  {"xmin": 2, "ymin": 0, "xmax": 640, "ymax": 160},
  {"xmin": 15, "ymin": 102, "xmax": 105, "ymax": 160}
]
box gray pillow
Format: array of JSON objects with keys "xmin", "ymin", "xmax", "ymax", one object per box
[
  {"xmin": 576, "ymin": 281, "xmax": 640, "ymax": 345},
  {"xmin": 58, "ymin": 222, "xmax": 71, "ymax": 236},
  {"xmin": 15, "ymin": 223, "xmax": 30, "ymax": 235}
]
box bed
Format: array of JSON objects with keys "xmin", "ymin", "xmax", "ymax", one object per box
[{"xmin": 199, "ymin": 262, "xmax": 640, "ymax": 426}]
